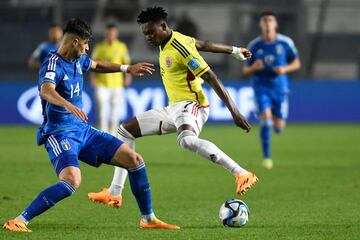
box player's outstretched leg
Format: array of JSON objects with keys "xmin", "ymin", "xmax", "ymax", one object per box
[
  {"xmin": 3, "ymin": 166, "xmax": 79, "ymax": 232},
  {"xmin": 88, "ymin": 125, "xmax": 133, "ymax": 207},
  {"xmin": 110, "ymin": 144, "xmax": 179, "ymax": 229},
  {"xmin": 177, "ymin": 129, "xmax": 258, "ymax": 195},
  {"xmin": 260, "ymin": 118, "xmax": 273, "ymax": 169}
]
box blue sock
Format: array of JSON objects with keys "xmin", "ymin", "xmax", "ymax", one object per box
[
  {"xmin": 20, "ymin": 180, "xmax": 75, "ymax": 223},
  {"xmin": 260, "ymin": 118, "xmax": 272, "ymax": 159},
  {"xmin": 127, "ymin": 163, "xmax": 153, "ymax": 215},
  {"xmin": 274, "ymin": 127, "xmax": 284, "ymax": 134}
]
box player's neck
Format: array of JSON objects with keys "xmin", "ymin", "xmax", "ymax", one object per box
[
  {"xmin": 262, "ymin": 32, "xmax": 277, "ymax": 42},
  {"xmin": 57, "ymin": 46, "xmax": 76, "ymax": 62},
  {"xmin": 161, "ymin": 29, "xmax": 173, "ymax": 49}
]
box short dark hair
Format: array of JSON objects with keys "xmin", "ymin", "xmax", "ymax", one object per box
[
  {"xmin": 260, "ymin": 11, "xmax": 277, "ymax": 18},
  {"xmin": 137, "ymin": 6, "xmax": 168, "ymax": 24},
  {"xmin": 106, "ymin": 23, "xmax": 117, "ymax": 29},
  {"xmin": 63, "ymin": 18, "xmax": 92, "ymax": 39}
]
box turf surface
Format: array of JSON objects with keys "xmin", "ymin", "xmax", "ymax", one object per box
[{"xmin": 0, "ymin": 124, "xmax": 359, "ymax": 239}]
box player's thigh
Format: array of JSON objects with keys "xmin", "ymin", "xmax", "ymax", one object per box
[
  {"xmin": 136, "ymin": 108, "xmax": 176, "ymax": 136},
  {"xmin": 109, "ymin": 143, "xmax": 143, "ymax": 169},
  {"xmin": 45, "ymin": 134, "xmax": 80, "ymax": 176},
  {"xmin": 169, "ymin": 101, "xmax": 209, "ymax": 135},
  {"xmin": 273, "ymin": 116, "xmax": 286, "ymax": 129},
  {"xmin": 255, "ymin": 91, "xmax": 273, "ymax": 119},
  {"xmin": 78, "ymin": 126, "xmax": 123, "ymax": 168},
  {"xmin": 110, "ymin": 88, "xmax": 125, "ymax": 111},
  {"xmin": 272, "ymin": 93, "xmax": 288, "ymax": 121}
]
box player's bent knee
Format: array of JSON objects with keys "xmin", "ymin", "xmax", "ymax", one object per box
[
  {"xmin": 177, "ymin": 130, "xmax": 198, "ymax": 151},
  {"xmin": 58, "ymin": 166, "xmax": 81, "ymax": 189},
  {"xmin": 110, "ymin": 144, "xmax": 143, "ymax": 169}
]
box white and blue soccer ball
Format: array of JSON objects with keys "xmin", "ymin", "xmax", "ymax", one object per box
[{"xmin": 219, "ymin": 199, "xmax": 250, "ymax": 227}]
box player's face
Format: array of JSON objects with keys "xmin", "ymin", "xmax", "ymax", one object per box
[
  {"xmin": 105, "ymin": 27, "xmax": 118, "ymax": 42},
  {"xmin": 74, "ymin": 38, "xmax": 89, "ymax": 58},
  {"xmin": 260, "ymin": 15, "xmax": 277, "ymax": 34},
  {"xmin": 141, "ymin": 21, "xmax": 167, "ymax": 46},
  {"xmin": 49, "ymin": 27, "xmax": 63, "ymax": 43}
]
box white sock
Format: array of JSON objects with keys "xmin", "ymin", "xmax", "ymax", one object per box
[
  {"xmin": 108, "ymin": 125, "xmax": 136, "ymax": 196},
  {"xmin": 15, "ymin": 215, "xmax": 28, "ymax": 225},
  {"xmin": 108, "ymin": 167, "xmax": 128, "ymax": 196},
  {"xmin": 178, "ymin": 130, "xmax": 248, "ymax": 176},
  {"xmin": 141, "ymin": 212, "xmax": 156, "ymax": 223}
]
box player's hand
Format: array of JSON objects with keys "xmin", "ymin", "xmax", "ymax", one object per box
[
  {"xmin": 233, "ymin": 113, "xmax": 252, "ymax": 133},
  {"xmin": 231, "ymin": 47, "xmax": 252, "ymax": 61},
  {"xmin": 252, "ymin": 60, "xmax": 264, "ymax": 71},
  {"xmin": 128, "ymin": 62, "xmax": 155, "ymax": 77},
  {"xmin": 64, "ymin": 102, "xmax": 88, "ymax": 122},
  {"xmin": 273, "ymin": 66, "xmax": 287, "ymax": 75}
]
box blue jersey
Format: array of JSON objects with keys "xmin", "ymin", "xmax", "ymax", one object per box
[
  {"xmin": 246, "ymin": 34, "xmax": 298, "ymax": 93},
  {"xmin": 38, "ymin": 52, "xmax": 92, "ymax": 137},
  {"xmin": 31, "ymin": 42, "xmax": 59, "ymax": 64}
]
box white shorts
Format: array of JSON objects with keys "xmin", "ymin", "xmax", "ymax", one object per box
[{"xmin": 137, "ymin": 100, "xmax": 209, "ymax": 136}]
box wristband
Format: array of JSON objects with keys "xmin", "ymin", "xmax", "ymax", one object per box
[{"xmin": 120, "ymin": 65, "xmax": 129, "ymax": 73}]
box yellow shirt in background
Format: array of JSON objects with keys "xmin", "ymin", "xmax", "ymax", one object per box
[
  {"xmin": 91, "ymin": 40, "xmax": 131, "ymax": 89},
  {"xmin": 159, "ymin": 31, "xmax": 210, "ymax": 106}
]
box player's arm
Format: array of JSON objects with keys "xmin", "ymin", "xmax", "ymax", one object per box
[
  {"xmin": 28, "ymin": 58, "xmax": 42, "ymax": 70},
  {"xmin": 273, "ymin": 58, "xmax": 301, "ymax": 75},
  {"xmin": 201, "ymin": 69, "xmax": 251, "ymax": 132},
  {"xmin": 195, "ymin": 39, "xmax": 252, "ymax": 61},
  {"xmin": 90, "ymin": 60, "xmax": 155, "ymax": 76},
  {"xmin": 40, "ymin": 82, "xmax": 88, "ymax": 121},
  {"xmin": 243, "ymin": 60, "xmax": 264, "ymax": 77}
]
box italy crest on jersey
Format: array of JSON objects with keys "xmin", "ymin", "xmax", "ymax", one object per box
[{"xmin": 60, "ymin": 139, "xmax": 71, "ymax": 151}]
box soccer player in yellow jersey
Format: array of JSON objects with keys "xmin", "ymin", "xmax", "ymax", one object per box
[
  {"xmin": 89, "ymin": 7, "xmax": 258, "ymax": 208},
  {"xmin": 91, "ymin": 23, "xmax": 132, "ymax": 135}
]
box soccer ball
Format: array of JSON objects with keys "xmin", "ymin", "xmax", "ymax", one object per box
[{"xmin": 219, "ymin": 199, "xmax": 250, "ymax": 227}]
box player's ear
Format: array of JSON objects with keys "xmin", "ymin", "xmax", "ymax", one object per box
[
  {"xmin": 72, "ymin": 38, "xmax": 79, "ymax": 47},
  {"xmin": 160, "ymin": 21, "xmax": 167, "ymax": 31}
]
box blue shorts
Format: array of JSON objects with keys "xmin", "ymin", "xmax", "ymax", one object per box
[
  {"xmin": 44, "ymin": 125, "xmax": 123, "ymax": 175},
  {"xmin": 254, "ymin": 89, "xmax": 288, "ymax": 119}
]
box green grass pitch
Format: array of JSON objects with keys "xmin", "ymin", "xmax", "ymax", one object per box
[{"xmin": 0, "ymin": 124, "xmax": 359, "ymax": 239}]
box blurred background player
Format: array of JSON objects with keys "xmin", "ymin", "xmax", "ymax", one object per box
[
  {"xmin": 28, "ymin": 24, "xmax": 63, "ymax": 70},
  {"xmin": 243, "ymin": 11, "xmax": 301, "ymax": 169},
  {"xmin": 88, "ymin": 6, "xmax": 257, "ymax": 207},
  {"xmin": 91, "ymin": 23, "xmax": 132, "ymax": 136}
]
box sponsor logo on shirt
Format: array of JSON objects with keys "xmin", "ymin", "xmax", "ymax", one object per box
[
  {"xmin": 188, "ymin": 58, "xmax": 200, "ymax": 71},
  {"xmin": 63, "ymin": 74, "xmax": 69, "ymax": 81}
]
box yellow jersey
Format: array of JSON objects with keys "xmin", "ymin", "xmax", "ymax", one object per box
[
  {"xmin": 159, "ymin": 31, "xmax": 210, "ymax": 106},
  {"xmin": 91, "ymin": 40, "xmax": 131, "ymax": 89}
]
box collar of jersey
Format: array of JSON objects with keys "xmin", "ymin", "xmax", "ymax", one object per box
[
  {"xmin": 160, "ymin": 31, "xmax": 175, "ymax": 50},
  {"xmin": 52, "ymin": 51, "xmax": 79, "ymax": 64}
]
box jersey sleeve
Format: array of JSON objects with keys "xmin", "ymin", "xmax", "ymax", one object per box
[
  {"xmin": 38, "ymin": 55, "xmax": 63, "ymax": 86},
  {"xmin": 81, "ymin": 54, "xmax": 93, "ymax": 72},
  {"xmin": 174, "ymin": 37, "xmax": 210, "ymax": 77},
  {"xmin": 285, "ymin": 38, "xmax": 299, "ymax": 62}
]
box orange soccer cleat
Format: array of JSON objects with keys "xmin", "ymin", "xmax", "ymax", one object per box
[
  {"xmin": 235, "ymin": 172, "xmax": 259, "ymax": 195},
  {"xmin": 3, "ymin": 219, "xmax": 32, "ymax": 233},
  {"xmin": 88, "ymin": 188, "xmax": 122, "ymax": 208},
  {"xmin": 140, "ymin": 218, "xmax": 180, "ymax": 229}
]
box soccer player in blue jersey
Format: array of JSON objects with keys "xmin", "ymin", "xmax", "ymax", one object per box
[
  {"xmin": 29, "ymin": 24, "xmax": 63, "ymax": 70},
  {"xmin": 243, "ymin": 12, "xmax": 301, "ymax": 169},
  {"xmin": 3, "ymin": 18, "xmax": 179, "ymax": 232}
]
